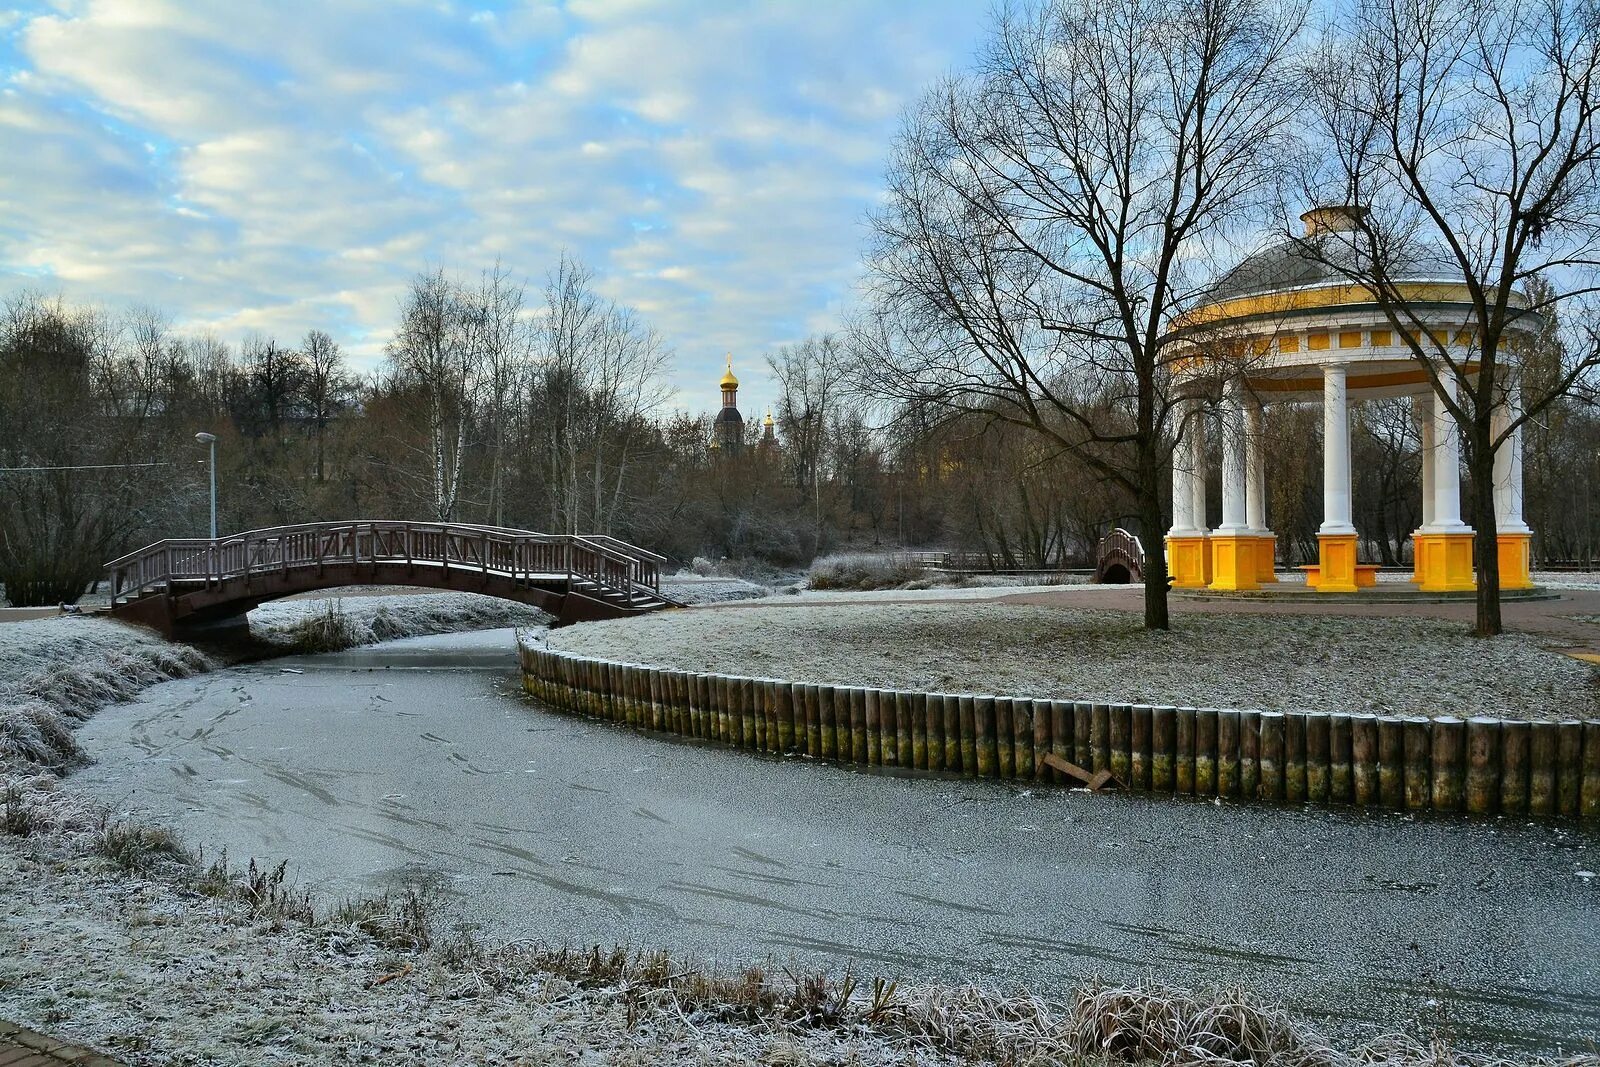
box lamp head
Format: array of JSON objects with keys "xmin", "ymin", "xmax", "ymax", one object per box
[{"xmin": 194, "ymin": 432, "xmax": 217, "ymax": 444}]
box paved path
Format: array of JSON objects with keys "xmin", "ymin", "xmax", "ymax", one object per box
[
  {"xmin": 0, "ymin": 1021, "xmax": 121, "ymax": 1066},
  {"xmin": 70, "ymin": 630, "xmax": 1600, "ymax": 1056}
]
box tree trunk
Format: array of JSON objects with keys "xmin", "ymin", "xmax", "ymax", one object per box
[
  {"xmin": 1467, "ymin": 439, "xmax": 1502, "ymax": 637},
  {"xmin": 1137, "ymin": 439, "xmax": 1170, "ymax": 631}
]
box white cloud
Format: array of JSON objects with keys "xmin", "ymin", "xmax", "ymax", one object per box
[{"xmin": 1, "ymin": 0, "xmax": 989, "ymax": 399}]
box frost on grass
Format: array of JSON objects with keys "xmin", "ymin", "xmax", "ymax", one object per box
[
  {"xmin": 248, "ymin": 591, "xmax": 551, "ymax": 654},
  {"xmin": 0, "ymin": 590, "xmax": 548, "ymax": 772},
  {"xmin": 0, "ymin": 617, "xmax": 212, "ymax": 773},
  {"xmin": 808, "ymin": 552, "xmax": 928, "ymax": 590},
  {"xmin": 2, "ymin": 831, "xmax": 1591, "ymax": 1067},
  {"xmin": 663, "ymin": 574, "xmax": 775, "ymax": 604},
  {"xmin": 548, "ymin": 603, "xmax": 1598, "ymax": 720}
]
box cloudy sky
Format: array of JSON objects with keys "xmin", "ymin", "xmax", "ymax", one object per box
[{"xmin": 0, "ymin": 0, "xmax": 988, "ymax": 409}]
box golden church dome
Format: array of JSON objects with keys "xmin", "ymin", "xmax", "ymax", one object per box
[{"xmin": 720, "ymin": 353, "xmax": 739, "ymax": 389}]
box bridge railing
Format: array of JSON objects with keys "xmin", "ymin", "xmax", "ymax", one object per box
[{"xmin": 106, "ymin": 520, "xmax": 663, "ymax": 604}]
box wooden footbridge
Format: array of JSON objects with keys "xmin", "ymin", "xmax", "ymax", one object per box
[{"xmin": 106, "ymin": 520, "xmax": 678, "ymax": 634}]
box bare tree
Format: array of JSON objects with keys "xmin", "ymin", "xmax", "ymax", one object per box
[
  {"xmin": 387, "ymin": 269, "xmax": 483, "ymax": 521},
  {"xmin": 534, "ymin": 255, "xmax": 669, "ymax": 534},
  {"xmin": 473, "ymin": 262, "xmax": 531, "ymax": 527},
  {"xmin": 855, "ymin": 0, "xmax": 1302, "ymax": 629},
  {"xmin": 1299, "ymin": 0, "xmax": 1600, "ymax": 634},
  {"xmin": 300, "ymin": 329, "xmax": 353, "ymax": 485},
  {"xmin": 768, "ymin": 335, "xmax": 847, "ymax": 556},
  {"xmin": 0, "ymin": 295, "xmax": 187, "ymax": 604}
]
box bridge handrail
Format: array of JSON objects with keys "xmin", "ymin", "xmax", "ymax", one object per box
[{"xmin": 106, "ymin": 520, "xmax": 663, "ymax": 604}]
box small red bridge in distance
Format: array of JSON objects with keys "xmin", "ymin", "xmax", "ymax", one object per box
[{"xmin": 106, "ymin": 520, "xmax": 677, "ymax": 635}]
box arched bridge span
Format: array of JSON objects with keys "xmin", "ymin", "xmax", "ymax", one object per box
[
  {"xmin": 1093, "ymin": 528, "xmax": 1145, "ymax": 584},
  {"xmin": 107, "ymin": 521, "xmax": 677, "ymax": 635}
]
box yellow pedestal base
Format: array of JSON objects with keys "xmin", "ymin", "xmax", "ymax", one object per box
[
  {"xmin": 1496, "ymin": 532, "xmax": 1534, "ymax": 590},
  {"xmin": 1412, "ymin": 531, "xmax": 1476, "ymax": 592},
  {"xmin": 1411, "ymin": 535, "xmax": 1427, "ymax": 583},
  {"xmin": 1315, "ymin": 533, "xmax": 1360, "ymax": 593},
  {"xmin": 1208, "ymin": 533, "xmax": 1259, "ymax": 591},
  {"xmin": 1166, "ymin": 535, "xmax": 1210, "ymax": 589},
  {"xmin": 1254, "ymin": 534, "xmax": 1278, "ymax": 583}
]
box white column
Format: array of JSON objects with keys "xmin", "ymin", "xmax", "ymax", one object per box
[
  {"xmin": 1414, "ymin": 394, "xmax": 1436, "ymax": 528},
  {"xmin": 1243, "ymin": 391, "xmax": 1267, "ymax": 534},
  {"xmin": 1320, "ymin": 363, "xmax": 1356, "ymax": 534},
  {"xmin": 1169, "ymin": 400, "xmax": 1199, "ymax": 535},
  {"xmin": 1190, "ymin": 403, "xmax": 1210, "ymax": 533},
  {"xmin": 1218, "ymin": 380, "xmax": 1249, "ymax": 533},
  {"xmin": 1492, "ymin": 379, "xmax": 1531, "ymax": 533},
  {"xmin": 1430, "ymin": 381, "xmax": 1469, "ymax": 531}
]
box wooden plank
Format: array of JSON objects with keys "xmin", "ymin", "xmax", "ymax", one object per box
[{"xmin": 1036, "ymin": 752, "xmax": 1121, "ymax": 792}]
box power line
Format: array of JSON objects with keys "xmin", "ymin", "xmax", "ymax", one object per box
[{"xmin": 0, "ymin": 462, "xmax": 175, "ymax": 473}]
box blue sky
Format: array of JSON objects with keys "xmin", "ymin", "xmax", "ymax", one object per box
[{"xmin": 0, "ymin": 0, "xmax": 990, "ymax": 410}]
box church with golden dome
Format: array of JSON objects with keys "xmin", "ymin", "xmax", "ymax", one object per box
[
  {"xmin": 708, "ymin": 354, "xmax": 778, "ymax": 456},
  {"xmin": 712, "ymin": 354, "xmax": 744, "ymax": 453}
]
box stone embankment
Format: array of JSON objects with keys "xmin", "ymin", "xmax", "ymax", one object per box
[{"xmin": 518, "ymin": 636, "xmax": 1600, "ymax": 820}]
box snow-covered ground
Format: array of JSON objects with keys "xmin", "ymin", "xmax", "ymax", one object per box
[
  {"xmin": 1531, "ymin": 570, "xmax": 1600, "ymax": 590},
  {"xmin": 248, "ymin": 590, "xmax": 549, "ymax": 650},
  {"xmin": 548, "ymin": 602, "xmax": 1597, "ymax": 720},
  {"xmin": 660, "ymin": 574, "xmax": 774, "ymax": 605}
]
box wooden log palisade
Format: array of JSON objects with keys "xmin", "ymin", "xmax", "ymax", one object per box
[{"xmin": 517, "ymin": 637, "xmax": 1600, "ymax": 821}]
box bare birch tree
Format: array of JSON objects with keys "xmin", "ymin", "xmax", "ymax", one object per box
[
  {"xmin": 534, "ymin": 255, "xmax": 670, "ymax": 534},
  {"xmin": 388, "ymin": 269, "xmax": 483, "ymax": 521},
  {"xmin": 855, "ymin": 0, "xmax": 1302, "ymax": 629},
  {"xmin": 1299, "ymin": 0, "xmax": 1600, "ymax": 634},
  {"xmin": 473, "ymin": 262, "xmax": 531, "ymax": 527}
]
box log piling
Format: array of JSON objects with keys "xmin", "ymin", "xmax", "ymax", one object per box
[{"xmin": 520, "ymin": 644, "xmax": 1599, "ymax": 821}]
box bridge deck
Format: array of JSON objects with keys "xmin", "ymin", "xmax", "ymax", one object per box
[{"xmin": 106, "ymin": 521, "xmax": 677, "ymax": 632}]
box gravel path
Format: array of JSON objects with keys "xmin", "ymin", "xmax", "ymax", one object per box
[{"xmin": 547, "ymin": 602, "xmax": 1598, "ymax": 720}]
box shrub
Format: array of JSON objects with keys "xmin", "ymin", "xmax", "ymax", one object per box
[
  {"xmin": 279, "ymin": 599, "xmax": 365, "ymax": 654},
  {"xmin": 806, "ymin": 552, "xmax": 925, "ymax": 591}
]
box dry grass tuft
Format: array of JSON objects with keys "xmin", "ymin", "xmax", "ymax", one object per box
[
  {"xmin": 332, "ymin": 884, "xmax": 438, "ymax": 951},
  {"xmin": 0, "ymin": 701, "xmax": 82, "ymax": 771},
  {"xmin": 2, "ymin": 781, "xmax": 37, "ymax": 836},
  {"xmin": 92, "ymin": 816, "xmax": 191, "ymax": 872},
  {"xmin": 275, "ymin": 599, "xmax": 365, "ymax": 654}
]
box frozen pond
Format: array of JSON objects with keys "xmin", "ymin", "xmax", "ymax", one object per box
[{"xmin": 73, "ymin": 628, "xmax": 1600, "ymax": 1053}]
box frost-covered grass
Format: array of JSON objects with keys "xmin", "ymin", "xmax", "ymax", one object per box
[
  {"xmin": 0, "ymin": 618, "xmax": 211, "ymax": 773},
  {"xmin": 2, "ymin": 814, "xmax": 1588, "ymax": 1067},
  {"xmin": 662, "ymin": 575, "xmax": 774, "ymax": 605},
  {"xmin": 0, "ymin": 592, "xmax": 550, "ymax": 772},
  {"xmin": 1532, "ymin": 569, "xmax": 1600, "ymax": 590},
  {"xmin": 248, "ymin": 591, "xmax": 550, "ymax": 653},
  {"xmin": 807, "ymin": 552, "xmax": 928, "ymax": 590},
  {"xmin": 549, "ymin": 603, "xmax": 1598, "ymax": 720}
]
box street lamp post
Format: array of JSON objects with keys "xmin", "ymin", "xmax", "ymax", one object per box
[{"xmin": 195, "ymin": 432, "xmax": 217, "ymax": 539}]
